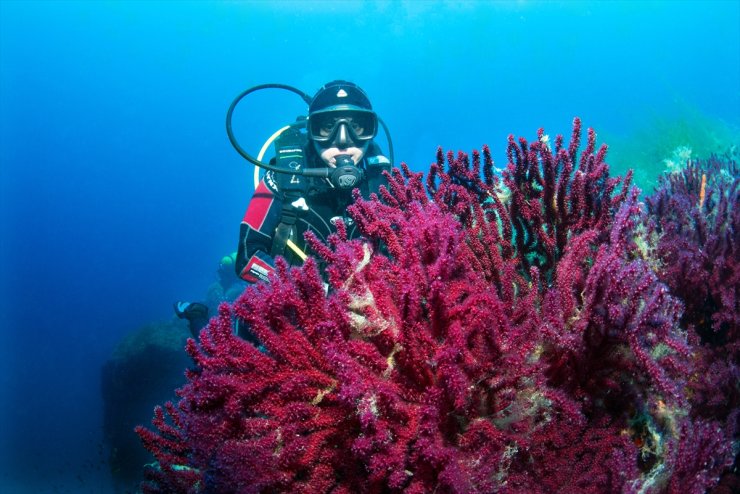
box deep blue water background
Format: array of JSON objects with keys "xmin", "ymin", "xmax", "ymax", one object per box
[{"xmin": 1, "ymin": 1, "xmax": 738, "ymax": 492}]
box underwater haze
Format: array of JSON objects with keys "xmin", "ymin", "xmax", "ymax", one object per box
[{"xmin": 1, "ymin": 1, "xmax": 738, "ymax": 492}]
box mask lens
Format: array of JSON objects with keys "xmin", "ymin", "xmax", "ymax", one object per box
[
  {"xmin": 318, "ymin": 116, "xmax": 340, "ymax": 138},
  {"xmin": 310, "ymin": 109, "xmax": 377, "ymax": 143}
]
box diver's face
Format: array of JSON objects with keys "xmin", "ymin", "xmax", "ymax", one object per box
[{"xmin": 314, "ymin": 121, "xmax": 367, "ymax": 167}]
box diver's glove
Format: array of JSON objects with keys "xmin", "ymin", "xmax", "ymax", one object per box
[
  {"xmin": 173, "ymin": 301, "xmax": 209, "ymax": 323},
  {"xmin": 239, "ymin": 251, "xmax": 276, "ymax": 284}
]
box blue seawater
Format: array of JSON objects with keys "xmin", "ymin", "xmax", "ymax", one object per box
[{"xmin": 0, "ymin": 1, "xmax": 738, "ymax": 492}]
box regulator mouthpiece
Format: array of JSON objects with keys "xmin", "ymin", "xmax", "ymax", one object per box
[
  {"xmin": 336, "ymin": 155, "xmax": 354, "ymax": 167},
  {"xmin": 331, "ymin": 154, "xmax": 363, "ymax": 189}
]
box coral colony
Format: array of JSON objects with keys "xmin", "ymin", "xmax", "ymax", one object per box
[{"xmin": 137, "ymin": 118, "xmax": 738, "ymax": 493}]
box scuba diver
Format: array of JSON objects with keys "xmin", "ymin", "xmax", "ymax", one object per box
[
  {"xmin": 237, "ymin": 80, "xmax": 390, "ymax": 283},
  {"xmin": 174, "ymin": 252, "xmax": 244, "ymax": 338},
  {"xmin": 176, "ymin": 80, "xmax": 392, "ymax": 338}
]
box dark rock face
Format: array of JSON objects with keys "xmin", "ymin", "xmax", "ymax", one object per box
[{"xmin": 101, "ymin": 319, "xmax": 191, "ymax": 493}]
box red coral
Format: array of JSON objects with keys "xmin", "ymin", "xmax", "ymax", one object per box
[
  {"xmin": 501, "ymin": 118, "xmax": 632, "ymax": 281},
  {"xmin": 138, "ymin": 120, "xmax": 736, "ymax": 493}
]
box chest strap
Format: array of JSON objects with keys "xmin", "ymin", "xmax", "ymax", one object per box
[{"xmin": 271, "ymin": 190, "xmax": 303, "ymax": 258}]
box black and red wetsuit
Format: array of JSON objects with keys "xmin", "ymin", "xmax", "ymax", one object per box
[{"xmin": 236, "ymin": 143, "xmax": 390, "ymax": 283}]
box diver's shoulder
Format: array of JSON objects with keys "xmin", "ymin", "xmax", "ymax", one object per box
[
  {"xmin": 365, "ymin": 142, "xmax": 390, "ymax": 168},
  {"xmin": 263, "ymin": 170, "xmax": 280, "ymax": 193}
]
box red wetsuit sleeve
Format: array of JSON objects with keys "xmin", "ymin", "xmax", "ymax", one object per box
[
  {"xmin": 243, "ymin": 180, "xmax": 278, "ymax": 229},
  {"xmin": 235, "ymin": 179, "xmax": 282, "ymax": 280}
]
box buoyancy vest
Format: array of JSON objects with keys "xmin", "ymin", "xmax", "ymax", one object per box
[{"xmin": 267, "ymin": 143, "xmax": 390, "ymax": 265}]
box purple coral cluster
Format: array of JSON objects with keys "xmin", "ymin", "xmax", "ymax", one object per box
[
  {"xmin": 137, "ymin": 119, "xmax": 738, "ymax": 493},
  {"xmin": 644, "ymin": 153, "xmax": 739, "ymax": 492},
  {"xmin": 645, "ymin": 154, "xmax": 739, "ymax": 344}
]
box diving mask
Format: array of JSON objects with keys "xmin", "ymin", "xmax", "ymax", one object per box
[{"xmin": 308, "ymin": 108, "xmax": 378, "ymax": 145}]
